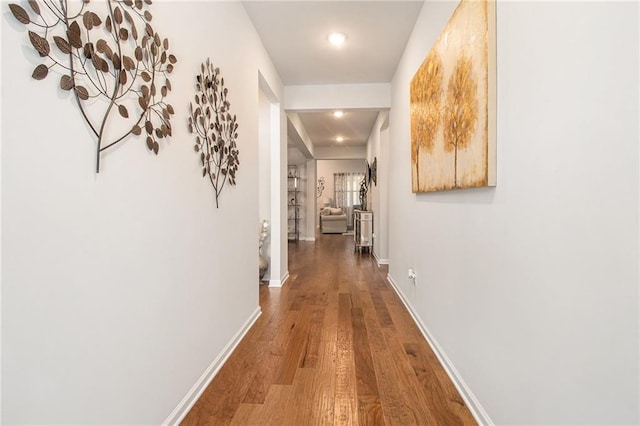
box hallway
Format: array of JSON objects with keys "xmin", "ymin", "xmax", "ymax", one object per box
[{"xmin": 182, "ymin": 235, "xmax": 476, "ymax": 425}]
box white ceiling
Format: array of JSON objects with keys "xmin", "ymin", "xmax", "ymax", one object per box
[
  {"xmin": 243, "ymin": 1, "xmax": 423, "ymax": 155},
  {"xmin": 243, "ymin": 1, "xmax": 424, "ymax": 85},
  {"xmin": 298, "ymin": 110, "xmax": 379, "ymax": 147}
]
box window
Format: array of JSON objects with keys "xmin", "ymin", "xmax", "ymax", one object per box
[{"xmin": 334, "ymin": 172, "xmax": 365, "ymax": 228}]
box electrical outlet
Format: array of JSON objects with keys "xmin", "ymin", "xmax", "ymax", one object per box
[{"xmin": 408, "ymin": 267, "xmax": 417, "ymax": 283}]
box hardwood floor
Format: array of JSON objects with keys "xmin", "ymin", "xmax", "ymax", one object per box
[{"xmin": 182, "ymin": 235, "xmax": 476, "ymax": 425}]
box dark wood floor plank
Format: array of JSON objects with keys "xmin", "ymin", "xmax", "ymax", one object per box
[
  {"xmin": 234, "ymin": 384, "xmax": 295, "ymax": 426},
  {"xmin": 373, "ymin": 347, "xmax": 440, "ymax": 426},
  {"xmin": 300, "ymin": 308, "xmax": 325, "ymax": 368},
  {"xmin": 292, "ymin": 341, "xmax": 337, "ymax": 425},
  {"xmin": 321, "ymin": 291, "xmax": 339, "ymax": 342},
  {"xmin": 348, "ymin": 281, "xmax": 363, "ymax": 309},
  {"xmin": 361, "ymin": 300, "xmax": 388, "ymax": 354},
  {"xmin": 272, "ymin": 308, "xmax": 312, "ymax": 385},
  {"xmin": 288, "ymin": 272, "xmax": 301, "ymax": 288},
  {"xmin": 242, "ymin": 348, "xmax": 281, "ymax": 404},
  {"xmin": 334, "ymin": 291, "xmax": 358, "ymax": 425},
  {"xmin": 289, "ymin": 292, "xmax": 307, "ymax": 311},
  {"xmin": 265, "ymin": 308, "xmax": 301, "ymax": 357},
  {"xmin": 334, "ymin": 345, "xmax": 359, "ymax": 426},
  {"xmin": 384, "ymin": 294, "xmax": 428, "ymax": 345},
  {"xmin": 351, "ymin": 308, "xmax": 379, "ymax": 397},
  {"xmin": 337, "ymin": 293, "xmax": 353, "ymax": 351},
  {"xmin": 293, "ymin": 340, "xmax": 337, "ymax": 425},
  {"xmin": 404, "ymin": 342, "xmax": 475, "ymax": 426},
  {"xmin": 370, "ymin": 289, "xmax": 395, "ymax": 328},
  {"xmin": 358, "ymin": 394, "xmax": 386, "ymax": 426}
]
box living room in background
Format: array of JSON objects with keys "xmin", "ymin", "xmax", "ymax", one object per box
[
  {"xmin": 334, "ymin": 172, "xmax": 365, "ymax": 229},
  {"xmin": 315, "ymin": 159, "xmax": 367, "ymax": 230}
]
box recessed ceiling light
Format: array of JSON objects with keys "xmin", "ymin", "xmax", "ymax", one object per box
[
  {"xmin": 328, "ymin": 32, "xmax": 346, "ymax": 47},
  {"xmin": 333, "ymin": 111, "xmax": 344, "ymax": 118},
  {"xmin": 336, "ymin": 136, "xmax": 344, "ymax": 142}
]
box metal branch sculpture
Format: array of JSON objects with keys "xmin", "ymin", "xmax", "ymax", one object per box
[
  {"xmin": 359, "ymin": 177, "xmax": 368, "ymax": 211},
  {"xmin": 8, "ymin": 0, "xmax": 177, "ymax": 172},
  {"xmin": 316, "ymin": 176, "xmax": 325, "ymax": 198},
  {"xmin": 188, "ymin": 60, "xmax": 239, "ymax": 208}
]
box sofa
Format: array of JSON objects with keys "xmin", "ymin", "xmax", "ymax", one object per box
[{"xmin": 320, "ymin": 207, "xmax": 348, "ymax": 234}]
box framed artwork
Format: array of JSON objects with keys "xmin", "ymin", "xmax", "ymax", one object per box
[{"xmin": 410, "ymin": 0, "xmax": 496, "ymax": 192}]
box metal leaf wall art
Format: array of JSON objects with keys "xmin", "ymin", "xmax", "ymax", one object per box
[
  {"xmin": 188, "ymin": 59, "xmax": 239, "ymax": 208},
  {"xmin": 8, "ymin": 0, "xmax": 177, "ymax": 172},
  {"xmin": 316, "ymin": 176, "xmax": 325, "ymax": 198},
  {"xmin": 359, "ymin": 177, "xmax": 368, "ymax": 211}
]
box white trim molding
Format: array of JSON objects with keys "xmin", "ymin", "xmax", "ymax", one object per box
[
  {"xmin": 301, "ymin": 237, "xmax": 316, "ymax": 242},
  {"xmin": 386, "ymin": 274, "xmax": 493, "ymax": 426},
  {"xmin": 163, "ymin": 307, "xmax": 262, "ymax": 425},
  {"xmin": 373, "ymin": 251, "xmax": 389, "ymax": 267},
  {"xmin": 284, "ymin": 83, "xmax": 391, "ymax": 111},
  {"xmin": 269, "ymin": 271, "xmax": 289, "ymax": 288}
]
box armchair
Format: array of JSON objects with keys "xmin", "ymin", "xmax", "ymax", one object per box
[{"xmin": 320, "ymin": 207, "xmax": 347, "ymax": 234}]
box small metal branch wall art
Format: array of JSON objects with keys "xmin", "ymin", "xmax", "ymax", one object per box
[
  {"xmin": 359, "ymin": 176, "xmax": 368, "ymax": 211},
  {"xmin": 8, "ymin": 0, "xmax": 177, "ymax": 173},
  {"xmin": 188, "ymin": 59, "xmax": 239, "ymax": 209},
  {"xmin": 372, "ymin": 157, "xmax": 377, "ymax": 186},
  {"xmin": 316, "ymin": 176, "xmax": 325, "ymax": 198}
]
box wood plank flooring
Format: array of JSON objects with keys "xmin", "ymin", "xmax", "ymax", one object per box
[{"xmin": 182, "ymin": 234, "xmax": 476, "ymax": 425}]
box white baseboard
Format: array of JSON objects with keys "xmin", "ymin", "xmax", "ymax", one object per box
[
  {"xmin": 373, "ymin": 251, "xmax": 389, "ymax": 267},
  {"xmin": 301, "ymin": 237, "xmax": 316, "ymax": 242},
  {"xmin": 162, "ymin": 307, "xmax": 262, "ymax": 425},
  {"xmin": 386, "ymin": 274, "xmax": 493, "ymax": 426},
  {"xmin": 269, "ymin": 271, "xmax": 289, "ymax": 288}
]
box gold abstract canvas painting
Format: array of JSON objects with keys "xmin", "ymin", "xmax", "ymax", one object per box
[{"xmin": 410, "ymin": 0, "xmax": 496, "ymax": 192}]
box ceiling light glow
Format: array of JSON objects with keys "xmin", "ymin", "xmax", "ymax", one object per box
[
  {"xmin": 328, "ymin": 32, "xmax": 346, "ymax": 47},
  {"xmin": 336, "ymin": 136, "xmax": 344, "ymax": 142},
  {"xmin": 333, "ymin": 111, "xmax": 344, "ymax": 118}
]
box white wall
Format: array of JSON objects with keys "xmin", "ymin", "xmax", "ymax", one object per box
[
  {"xmin": 388, "ymin": 1, "xmax": 639, "ymax": 424},
  {"xmin": 1, "ymin": 1, "xmax": 284, "ymax": 423},
  {"xmin": 314, "ymin": 145, "xmax": 367, "ymax": 160},
  {"xmin": 284, "ymin": 83, "xmax": 390, "ymax": 111},
  {"xmin": 304, "ymin": 159, "xmax": 317, "ymax": 241},
  {"xmin": 366, "ymin": 112, "xmax": 390, "ymax": 264},
  {"xmin": 316, "ymin": 159, "xmax": 366, "ymax": 228},
  {"xmin": 378, "ymin": 123, "xmax": 389, "ymax": 263},
  {"xmin": 258, "ymin": 89, "xmax": 272, "ymax": 280},
  {"xmin": 287, "ymin": 113, "xmax": 314, "ymax": 158},
  {"xmin": 275, "ymin": 104, "xmax": 289, "ymax": 287}
]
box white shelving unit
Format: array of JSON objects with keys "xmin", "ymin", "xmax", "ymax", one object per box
[{"xmin": 287, "ymin": 165, "xmax": 303, "ymax": 241}]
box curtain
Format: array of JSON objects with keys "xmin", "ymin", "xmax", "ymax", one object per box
[{"xmin": 334, "ymin": 172, "xmax": 365, "ymax": 228}]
